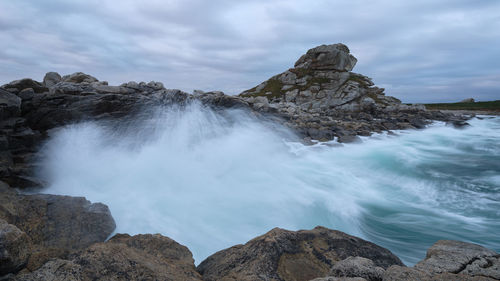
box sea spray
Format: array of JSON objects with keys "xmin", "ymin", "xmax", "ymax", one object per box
[{"xmin": 37, "ymin": 103, "xmax": 500, "ymax": 265}]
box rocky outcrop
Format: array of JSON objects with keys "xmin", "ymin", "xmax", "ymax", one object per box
[
  {"xmin": 197, "ymin": 226, "xmax": 403, "ymax": 281},
  {"xmin": 0, "ymin": 181, "xmax": 115, "ymax": 273},
  {"xmin": 239, "ymin": 43, "xmax": 456, "ymax": 141},
  {"xmin": 13, "ymin": 233, "xmax": 202, "ymax": 281}
]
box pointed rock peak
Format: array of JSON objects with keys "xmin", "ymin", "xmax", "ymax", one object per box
[{"xmin": 294, "ymin": 43, "xmax": 357, "ymax": 72}]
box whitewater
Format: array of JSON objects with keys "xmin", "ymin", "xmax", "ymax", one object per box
[{"xmin": 36, "ymin": 103, "xmax": 500, "ymax": 265}]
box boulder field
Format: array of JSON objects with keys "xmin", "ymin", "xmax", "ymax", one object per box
[{"xmin": 0, "ymin": 43, "xmax": 489, "ymax": 280}]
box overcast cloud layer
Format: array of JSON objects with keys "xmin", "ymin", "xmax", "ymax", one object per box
[{"xmin": 1, "ymin": 0, "xmax": 499, "ymax": 102}]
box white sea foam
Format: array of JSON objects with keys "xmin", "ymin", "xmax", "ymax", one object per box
[{"xmin": 37, "ymin": 103, "xmax": 500, "ymax": 265}]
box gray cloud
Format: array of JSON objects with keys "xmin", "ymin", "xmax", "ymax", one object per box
[{"xmin": 1, "ymin": 0, "xmax": 499, "ymax": 102}]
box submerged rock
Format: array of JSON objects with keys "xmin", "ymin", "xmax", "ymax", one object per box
[{"xmin": 197, "ymin": 226, "xmax": 402, "ymax": 281}]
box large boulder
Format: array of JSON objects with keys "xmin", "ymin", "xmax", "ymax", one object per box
[
  {"xmin": 42, "ymin": 72, "xmax": 62, "ymax": 88},
  {"xmin": 0, "ymin": 181, "xmax": 115, "ymax": 271},
  {"xmin": 294, "ymin": 43, "xmax": 357, "ymax": 71},
  {"xmin": 14, "ymin": 233, "xmax": 202, "ymax": 281},
  {"xmin": 0, "ymin": 219, "xmax": 31, "ymax": 276},
  {"xmin": 197, "ymin": 226, "xmax": 403, "ymax": 281}
]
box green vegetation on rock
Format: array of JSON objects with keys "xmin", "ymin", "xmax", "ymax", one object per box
[{"xmin": 424, "ymin": 100, "xmax": 500, "ymax": 111}]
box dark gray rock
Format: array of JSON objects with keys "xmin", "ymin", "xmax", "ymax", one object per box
[
  {"xmin": 1, "ymin": 79, "xmax": 47, "ymax": 94},
  {"xmin": 0, "ymin": 89, "xmax": 21, "ymax": 119}
]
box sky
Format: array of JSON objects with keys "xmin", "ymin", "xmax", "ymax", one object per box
[{"xmin": 1, "ymin": 0, "xmax": 499, "ymax": 103}]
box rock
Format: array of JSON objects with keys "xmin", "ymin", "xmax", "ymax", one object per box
[
  {"xmin": 415, "ymin": 240, "xmax": 499, "ymax": 278},
  {"xmin": 0, "ymin": 181, "xmax": 115, "ymax": 271},
  {"xmin": 338, "ymin": 135, "xmax": 362, "ymax": 144},
  {"xmin": 15, "ymin": 234, "xmax": 202, "ymax": 281},
  {"xmin": 330, "ymin": 256, "xmax": 385, "ymax": 281},
  {"xmin": 17, "ymin": 88, "xmax": 34, "ymax": 101},
  {"xmin": 0, "ymin": 89, "xmax": 22, "ymax": 119},
  {"xmin": 1, "ymin": 79, "xmax": 47, "ymax": 94},
  {"xmin": 460, "ymin": 98, "xmax": 475, "ymax": 103},
  {"xmin": 197, "ymin": 226, "xmax": 403, "ymax": 281},
  {"xmin": 447, "ymin": 120, "xmax": 470, "ymax": 129},
  {"xmin": 61, "ymin": 72, "xmax": 98, "ymax": 84},
  {"xmin": 0, "ymin": 219, "xmax": 31, "ymax": 276},
  {"xmin": 382, "ymin": 266, "xmax": 431, "ymax": 281},
  {"xmin": 294, "ymin": 44, "xmax": 358, "ymax": 71},
  {"xmin": 42, "ymin": 72, "xmax": 62, "ymax": 88}
]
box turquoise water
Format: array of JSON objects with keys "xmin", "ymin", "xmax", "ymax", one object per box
[{"xmin": 38, "ymin": 104, "xmax": 500, "ymax": 265}]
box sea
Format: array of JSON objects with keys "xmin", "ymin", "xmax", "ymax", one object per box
[{"xmin": 37, "ymin": 102, "xmax": 500, "ymax": 265}]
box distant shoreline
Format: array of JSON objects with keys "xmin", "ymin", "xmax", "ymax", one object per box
[{"xmin": 421, "ymin": 100, "xmax": 500, "ymax": 115}]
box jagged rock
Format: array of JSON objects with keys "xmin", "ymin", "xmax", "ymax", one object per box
[
  {"xmin": 0, "ymin": 181, "xmax": 115, "ymax": 271},
  {"xmin": 0, "ymin": 219, "xmax": 31, "ymax": 276},
  {"xmin": 415, "ymin": 240, "xmax": 499, "ymax": 279},
  {"xmin": 294, "ymin": 44, "xmax": 357, "ymax": 71},
  {"xmin": 330, "ymin": 256, "xmax": 385, "ymax": 281},
  {"xmin": 42, "ymin": 72, "xmax": 62, "ymax": 88},
  {"xmin": 0, "ymin": 89, "xmax": 21, "ymax": 119},
  {"xmin": 14, "ymin": 234, "xmax": 202, "ymax": 281},
  {"xmin": 61, "ymin": 72, "xmax": 98, "ymax": 84},
  {"xmin": 197, "ymin": 226, "xmax": 402, "ymax": 281}
]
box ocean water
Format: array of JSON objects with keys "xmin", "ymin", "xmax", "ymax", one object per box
[{"xmin": 37, "ymin": 103, "xmax": 500, "ymax": 265}]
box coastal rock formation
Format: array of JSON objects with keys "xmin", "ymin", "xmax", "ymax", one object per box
[
  {"xmin": 239, "ymin": 43, "xmax": 452, "ymax": 141},
  {"xmin": 197, "ymin": 226, "xmax": 403, "ymax": 281},
  {"xmin": 0, "ymin": 181, "xmax": 115, "ymax": 273},
  {"xmin": 13, "ymin": 233, "xmax": 202, "ymax": 281}
]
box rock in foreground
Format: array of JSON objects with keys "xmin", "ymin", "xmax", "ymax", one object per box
[
  {"xmin": 14, "ymin": 233, "xmax": 202, "ymax": 281},
  {"xmin": 0, "ymin": 181, "xmax": 115, "ymax": 273},
  {"xmin": 197, "ymin": 226, "xmax": 403, "ymax": 281}
]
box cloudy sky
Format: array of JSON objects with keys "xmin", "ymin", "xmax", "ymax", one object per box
[{"xmin": 1, "ymin": 0, "xmax": 499, "ymax": 102}]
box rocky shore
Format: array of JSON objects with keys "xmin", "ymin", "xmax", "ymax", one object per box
[{"xmin": 1, "ymin": 43, "xmax": 494, "ymax": 280}]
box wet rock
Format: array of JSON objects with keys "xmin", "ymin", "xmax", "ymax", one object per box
[
  {"xmin": 15, "ymin": 234, "xmax": 202, "ymax": 281},
  {"xmin": 330, "ymin": 256, "xmax": 385, "ymax": 281},
  {"xmin": 311, "ymin": 278, "xmax": 367, "ymax": 281},
  {"xmin": 447, "ymin": 120, "xmax": 470, "ymax": 128},
  {"xmin": 42, "ymin": 72, "xmax": 62, "ymax": 88},
  {"xmin": 0, "ymin": 219, "xmax": 31, "ymax": 276},
  {"xmin": 0, "ymin": 181, "xmax": 115, "ymax": 271},
  {"xmin": 197, "ymin": 226, "xmax": 402, "ymax": 281},
  {"xmin": 338, "ymin": 135, "xmax": 362, "ymax": 143}
]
